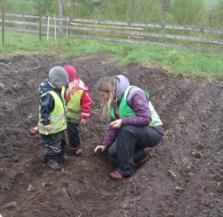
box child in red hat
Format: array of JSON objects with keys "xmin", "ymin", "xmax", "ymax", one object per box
[
  {"xmin": 63, "ymin": 65, "xmax": 92, "ymax": 156},
  {"xmin": 30, "ymin": 65, "xmax": 92, "ymax": 157}
]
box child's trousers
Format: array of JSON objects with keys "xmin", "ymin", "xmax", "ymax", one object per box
[
  {"xmin": 41, "ymin": 132, "xmax": 65, "ymax": 161},
  {"xmin": 67, "ymin": 121, "xmax": 80, "ymax": 150}
]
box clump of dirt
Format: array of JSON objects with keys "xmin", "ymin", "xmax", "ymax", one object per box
[{"xmin": 0, "ymin": 54, "xmax": 222, "ymax": 217}]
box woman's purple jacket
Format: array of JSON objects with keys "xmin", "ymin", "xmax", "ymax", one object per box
[{"xmin": 100, "ymin": 75, "xmax": 164, "ymax": 147}]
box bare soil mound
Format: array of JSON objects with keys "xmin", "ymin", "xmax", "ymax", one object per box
[{"xmin": 0, "ymin": 54, "xmax": 222, "ymax": 217}]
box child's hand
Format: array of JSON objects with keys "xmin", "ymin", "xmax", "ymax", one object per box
[
  {"xmin": 29, "ymin": 126, "xmax": 38, "ymax": 135},
  {"xmin": 81, "ymin": 119, "xmax": 86, "ymax": 124},
  {"xmin": 44, "ymin": 124, "xmax": 53, "ymax": 131}
]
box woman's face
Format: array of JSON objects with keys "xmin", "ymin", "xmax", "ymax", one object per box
[{"xmin": 98, "ymin": 90, "xmax": 110, "ymax": 102}]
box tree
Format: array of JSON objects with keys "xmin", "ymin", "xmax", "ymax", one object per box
[
  {"xmin": 57, "ymin": 0, "xmax": 64, "ymax": 17},
  {"xmin": 169, "ymin": 0, "xmax": 205, "ymax": 25},
  {"xmin": 209, "ymin": 0, "xmax": 223, "ymax": 27}
]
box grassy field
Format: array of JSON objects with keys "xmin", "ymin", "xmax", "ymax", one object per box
[{"xmin": 1, "ymin": 31, "xmax": 223, "ymax": 78}]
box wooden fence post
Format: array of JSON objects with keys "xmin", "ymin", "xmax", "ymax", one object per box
[
  {"xmin": 66, "ymin": 16, "xmax": 69, "ymax": 37},
  {"xmin": 54, "ymin": 16, "xmax": 57, "ymax": 40},
  {"xmin": 1, "ymin": 5, "xmax": 5, "ymax": 47},
  {"xmin": 37, "ymin": 0, "xmax": 42, "ymax": 41},
  {"xmin": 38, "ymin": 13, "xmax": 42, "ymax": 40},
  {"xmin": 47, "ymin": 16, "xmax": 50, "ymax": 40}
]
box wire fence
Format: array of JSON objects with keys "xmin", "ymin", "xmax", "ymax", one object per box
[{"xmin": 1, "ymin": 13, "xmax": 223, "ymax": 53}]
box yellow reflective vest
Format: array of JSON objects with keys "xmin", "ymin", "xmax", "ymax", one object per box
[
  {"xmin": 62, "ymin": 87, "xmax": 83, "ymax": 124},
  {"xmin": 38, "ymin": 91, "xmax": 67, "ymax": 135}
]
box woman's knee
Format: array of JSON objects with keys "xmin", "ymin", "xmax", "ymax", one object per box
[{"xmin": 119, "ymin": 125, "xmax": 135, "ymax": 136}]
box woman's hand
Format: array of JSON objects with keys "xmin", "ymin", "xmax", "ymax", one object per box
[
  {"xmin": 94, "ymin": 145, "xmax": 106, "ymax": 154},
  {"xmin": 110, "ymin": 119, "xmax": 122, "ymax": 128}
]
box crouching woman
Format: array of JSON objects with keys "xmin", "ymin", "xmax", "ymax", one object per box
[{"xmin": 94, "ymin": 75, "xmax": 164, "ymax": 180}]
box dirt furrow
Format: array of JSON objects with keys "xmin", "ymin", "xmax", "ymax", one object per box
[{"xmin": 0, "ymin": 55, "xmax": 222, "ymax": 217}]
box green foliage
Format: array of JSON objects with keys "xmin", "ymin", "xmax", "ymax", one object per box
[
  {"xmin": 1, "ymin": 0, "xmax": 223, "ymax": 27},
  {"xmin": 208, "ymin": 0, "xmax": 223, "ymax": 27},
  {"xmin": 1, "ymin": 0, "xmax": 55, "ymax": 15},
  {"xmin": 70, "ymin": 2, "xmax": 94, "ymax": 18},
  {"xmin": 93, "ymin": 0, "xmax": 163, "ymax": 22},
  {"xmin": 3, "ymin": 0, "xmax": 36, "ymax": 14},
  {"xmin": 0, "ymin": 0, "xmax": 4, "ymax": 7},
  {"xmin": 99, "ymin": 0, "xmax": 128, "ymax": 21},
  {"xmin": 36, "ymin": 0, "xmax": 56, "ymax": 15},
  {"xmin": 169, "ymin": 0, "xmax": 206, "ymax": 25}
]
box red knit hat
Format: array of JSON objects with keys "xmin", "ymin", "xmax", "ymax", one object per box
[{"xmin": 64, "ymin": 65, "xmax": 77, "ymax": 82}]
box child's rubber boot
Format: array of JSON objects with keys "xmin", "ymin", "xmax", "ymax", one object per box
[{"xmin": 47, "ymin": 159, "xmax": 61, "ymax": 170}]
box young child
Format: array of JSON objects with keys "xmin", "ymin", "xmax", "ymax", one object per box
[
  {"xmin": 63, "ymin": 65, "xmax": 92, "ymax": 156},
  {"xmin": 38, "ymin": 66, "xmax": 68, "ymax": 170}
]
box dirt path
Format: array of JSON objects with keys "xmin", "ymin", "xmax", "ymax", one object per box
[{"xmin": 0, "ymin": 54, "xmax": 222, "ymax": 217}]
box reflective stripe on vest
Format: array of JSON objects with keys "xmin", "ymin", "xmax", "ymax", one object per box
[
  {"xmin": 62, "ymin": 87, "xmax": 83, "ymax": 124},
  {"xmin": 109, "ymin": 86, "xmax": 162, "ymax": 127},
  {"xmin": 38, "ymin": 91, "xmax": 67, "ymax": 135}
]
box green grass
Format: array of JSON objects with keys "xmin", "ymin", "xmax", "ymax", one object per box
[{"xmin": 1, "ymin": 31, "xmax": 223, "ymax": 78}]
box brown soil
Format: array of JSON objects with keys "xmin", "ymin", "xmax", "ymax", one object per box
[{"xmin": 0, "ymin": 54, "xmax": 223, "ymax": 217}]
